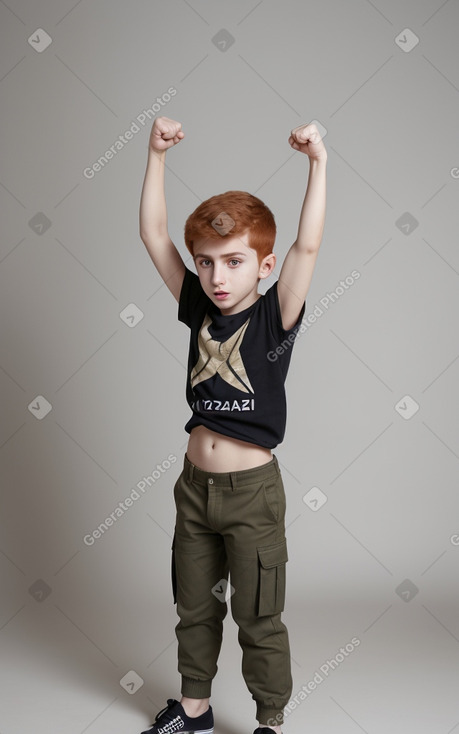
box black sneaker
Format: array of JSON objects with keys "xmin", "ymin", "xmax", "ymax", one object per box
[
  {"xmin": 253, "ymin": 728, "xmax": 280, "ymax": 734},
  {"xmin": 141, "ymin": 698, "xmax": 214, "ymax": 734}
]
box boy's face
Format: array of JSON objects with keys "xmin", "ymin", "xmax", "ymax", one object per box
[{"xmin": 192, "ymin": 231, "xmax": 275, "ymax": 314}]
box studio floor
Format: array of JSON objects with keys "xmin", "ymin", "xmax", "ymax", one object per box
[{"xmin": 1, "ymin": 592, "xmax": 458, "ymax": 734}]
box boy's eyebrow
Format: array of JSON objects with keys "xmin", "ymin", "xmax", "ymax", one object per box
[{"xmin": 193, "ymin": 251, "xmax": 247, "ymax": 259}]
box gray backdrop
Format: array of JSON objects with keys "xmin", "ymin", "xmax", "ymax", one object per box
[{"xmin": 1, "ymin": 1, "xmax": 458, "ymax": 733}]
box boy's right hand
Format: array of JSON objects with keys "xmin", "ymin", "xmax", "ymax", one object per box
[{"xmin": 149, "ymin": 117, "xmax": 184, "ymax": 152}]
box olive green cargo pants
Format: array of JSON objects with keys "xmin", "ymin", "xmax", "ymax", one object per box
[{"xmin": 171, "ymin": 453, "xmax": 293, "ymax": 724}]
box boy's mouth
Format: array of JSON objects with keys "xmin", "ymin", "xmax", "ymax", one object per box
[{"xmin": 214, "ymin": 291, "xmax": 229, "ymax": 300}]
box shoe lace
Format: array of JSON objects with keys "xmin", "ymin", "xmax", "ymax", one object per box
[{"xmin": 153, "ymin": 698, "xmax": 180, "ymax": 726}]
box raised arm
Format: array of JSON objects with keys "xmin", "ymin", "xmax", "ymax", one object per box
[
  {"xmin": 139, "ymin": 117, "xmax": 186, "ymax": 302},
  {"xmin": 277, "ymin": 122, "xmax": 327, "ymax": 330}
]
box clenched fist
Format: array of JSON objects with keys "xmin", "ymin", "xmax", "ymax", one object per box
[
  {"xmin": 149, "ymin": 117, "xmax": 185, "ymax": 152},
  {"xmin": 289, "ymin": 122, "xmax": 327, "ymax": 161}
]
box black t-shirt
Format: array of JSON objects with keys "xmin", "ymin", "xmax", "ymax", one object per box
[{"xmin": 178, "ymin": 267, "xmax": 305, "ymax": 449}]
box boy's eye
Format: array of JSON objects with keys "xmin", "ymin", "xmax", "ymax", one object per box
[{"xmin": 198, "ymin": 259, "xmax": 240, "ymax": 267}]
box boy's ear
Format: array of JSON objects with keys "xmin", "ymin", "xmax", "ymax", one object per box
[{"xmin": 258, "ymin": 252, "xmax": 276, "ymax": 279}]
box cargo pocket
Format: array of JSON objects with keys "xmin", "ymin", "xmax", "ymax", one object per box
[
  {"xmin": 257, "ymin": 538, "xmax": 288, "ymax": 617},
  {"xmin": 171, "ymin": 531, "xmax": 177, "ymax": 605}
]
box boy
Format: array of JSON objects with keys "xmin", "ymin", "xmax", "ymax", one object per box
[{"xmin": 139, "ymin": 116, "xmax": 327, "ymax": 734}]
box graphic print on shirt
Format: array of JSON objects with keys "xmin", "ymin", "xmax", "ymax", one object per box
[{"xmin": 190, "ymin": 313, "xmax": 254, "ymax": 394}]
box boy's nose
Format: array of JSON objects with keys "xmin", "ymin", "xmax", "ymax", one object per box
[{"xmin": 211, "ymin": 267, "xmax": 225, "ymax": 286}]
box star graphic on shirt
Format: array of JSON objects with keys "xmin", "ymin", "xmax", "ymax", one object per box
[{"xmin": 191, "ymin": 313, "xmax": 254, "ymax": 394}]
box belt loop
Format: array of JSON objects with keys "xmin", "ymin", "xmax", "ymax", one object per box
[
  {"xmin": 230, "ymin": 471, "xmax": 238, "ymax": 491},
  {"xmin": 273, "ymin": 454, "xmax": 280, "ymax": 476}
]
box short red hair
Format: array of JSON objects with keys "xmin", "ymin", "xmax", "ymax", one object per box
[{"xmin": 184, "ymin": 190, "xmax": 276, "ymax": 263}]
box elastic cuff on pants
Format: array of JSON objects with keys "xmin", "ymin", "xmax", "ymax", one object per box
[
  {"xmin": 181, "ymin": 675, "xmax": 212, "ymax": 699},
  {"xmin": 256, "ymin": 704, "xmax": 285, "ymax": 726}
]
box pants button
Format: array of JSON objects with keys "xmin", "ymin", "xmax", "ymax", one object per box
[{"xmin": 208, "ymin": 478, "xmax": 214, "ymax": 484}]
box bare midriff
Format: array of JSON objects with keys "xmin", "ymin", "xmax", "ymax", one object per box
[{"xmin": 186, "ymin": 425, "xmax": 273, "ymax": 473}]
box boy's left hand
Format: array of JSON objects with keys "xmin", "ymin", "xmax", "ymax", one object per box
[{"xmin": 289, "ymin": 122, "xmax": 327, "ymax": 161}]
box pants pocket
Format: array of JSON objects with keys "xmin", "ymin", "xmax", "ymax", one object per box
[
  {"xmin": 256, "ymin": 538, "xmax": 288, "ymax": 617},
  {"xmin": 171, "ymin": 530, "xmax": 177, "ymax": 605},
  {"xmin": 262, "ymin": 477, "xmax": 286, "ymax": 523}
]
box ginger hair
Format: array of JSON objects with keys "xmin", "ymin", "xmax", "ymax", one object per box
[{"xmin": 184, "ymin": 190, "xmax": 276, "ymax": 263}]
